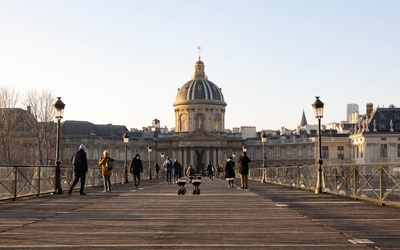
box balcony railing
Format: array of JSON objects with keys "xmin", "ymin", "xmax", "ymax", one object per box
[
  {"xmin": 249, "ymin": 163, "xmax": 400, "ymax": 207},
  {"xmin": 0, "ymin": 164, "xmax": 153, "ymax": 201}
]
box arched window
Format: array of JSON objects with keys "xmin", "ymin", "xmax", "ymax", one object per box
[
  {"xmin": 195, "ymin": 113, "xmax": 204, "ymax": 129},
  {"xmin": 179, "ymin": 114, "xmax": 188, "ymax": 132},
  {"xmin": 213, "ymin": 115, "xmax": 221, "ymax": 131}
]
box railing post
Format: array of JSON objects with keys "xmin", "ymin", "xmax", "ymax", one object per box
[{"xmin": 380, "ymin": 165, "xmax": 384, "ymax": 204}]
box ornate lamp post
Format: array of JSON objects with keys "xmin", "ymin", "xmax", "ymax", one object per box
[
  {"xmin": 242, "ymin": 146, "xmax": 247, "ymax": 153},
  {"xmin": 261, "ymin": 131, "xmax": 267, "ymax": 183},
  {"xmin": 312, "ymin": 96, "xmax": 324, "ymax": 194},
  {"xmin": 123, "ymin": 132, "xmax": 130, "ymax": 183},
  {"xmin": 160, "ymin": 152, "xmax": 165, "ymax": 178},
  {"xmin": 148, "ymin": 146, "xmax": 152, "ymax": 180},
  {"xmin": 53, "ymin": 97, "xmax": 65, "ymax": 194},
  {"xmin": 261, "ymin": 131, "xmax": 267, "ymax": 168}
]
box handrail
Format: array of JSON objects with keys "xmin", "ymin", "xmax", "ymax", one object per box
[
  {"xmin": 249, "ymin": 163, "xmax": 400, "ymax": 207},
  {"xmin": 0, "ymin": 164, "xmax": 153, "ymax": 201}
]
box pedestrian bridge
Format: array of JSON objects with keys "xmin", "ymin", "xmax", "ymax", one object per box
[{"xmin": 1, "ymin": 173, "xmax": 400, "ymax": 249}]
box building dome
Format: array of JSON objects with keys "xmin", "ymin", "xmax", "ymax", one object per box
[
  {"xmin": 173, "ymin": 57, "xmax": 227, "ymax": 132},
  {"xmin": 174, "ymin": 57, "xmax": 226, "ymax": 106}
]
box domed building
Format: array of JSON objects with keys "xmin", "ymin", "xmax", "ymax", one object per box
[
  {"xmin": 155, "ymin": 56, "xmax": 243, "ymax": 173},
  {"xmin": 173, "ymin": 57, "xmax": 226, "ymax": 132}
]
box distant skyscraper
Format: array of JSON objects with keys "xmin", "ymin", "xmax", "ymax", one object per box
[{"xmin": 347, "ymin": 103, "xmax": 359, "ymax": 122}]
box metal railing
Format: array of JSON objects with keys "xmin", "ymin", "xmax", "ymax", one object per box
[
  {"xmin": 249, "ymin": 163, "xmax": 400, "ymax": 207},
  {"xmin": 0, "ymin": 164, "xmax": 153, "ymax": 201}
]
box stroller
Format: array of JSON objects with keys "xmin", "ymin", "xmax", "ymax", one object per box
[
  {"xmin": 177, "ymin": 178, "xmax": 187, "ymax": 195},
  {"xmin": 191, "ymin": 174, "xmax": 202, "ymax": 195}
]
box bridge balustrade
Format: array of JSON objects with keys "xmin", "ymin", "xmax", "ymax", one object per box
[
  {"xmin": 249, "ymin": 163, "xmax": 400, "ymax": 206},
  {"xmin": 0, "ymin": 164, "xmax": 152, "ymax": 201}
]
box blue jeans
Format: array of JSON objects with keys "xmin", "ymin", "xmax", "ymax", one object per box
[
  {"xmin": 133, "ymin": 172, "xmax": 141, "ymax": 186},
  {"xmin": 103, "ymin": 175, "xmax": 111, "ymax": 192},
  {"xmin": 70, "ymin": 171, "xmax": 86, "ymax": 194},
  {"xmin": 166, "ymin": 170, "xmax": 172, "ymax": 184}
]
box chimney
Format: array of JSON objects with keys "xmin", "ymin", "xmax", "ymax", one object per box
[{"xmin": 366, "ymin": 103, "xmax": 373, "ymax": 117}]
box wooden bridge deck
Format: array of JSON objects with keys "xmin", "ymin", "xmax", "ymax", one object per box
[{"xmin": 1, "ymin": 177, "xmax": 399, "ymax": 249}]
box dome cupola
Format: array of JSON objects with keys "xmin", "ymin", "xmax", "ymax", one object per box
[
  {"xmin": 173, "ymin": 57, "xmax": 226, "ymax": 132},
  {"xmin": 174, "ymin": 57, "xmax": 226, "ymax": 105}
]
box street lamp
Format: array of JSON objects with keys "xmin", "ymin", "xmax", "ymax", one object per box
[
  {"xmin": 53, "ymin": 97, "xmax": 65, "ymax": 194},
  {"xmin": 160, "ymin": 152, "xmax": 165, "ymax": 178},
  {"xmin": 261, "ymin": 131, "xmax": 267, "ymax": 183},
  {"xmin": 261, "ymin": 131, "xmax": 267, "ymax": 168},
  {"xmin": 312, "ymin": 96, "xmax": 324, "ymax": 194},
  {"xmin": 123, "ymin": 132, "xmax": 130, "ymax": 183},
  {"xmin": 242, "ymin": 146, "xmax": 247, "ymax": 153},
  {"xmin": 148, "ymin": 146, "xmax": 152, "ymax": 180}
]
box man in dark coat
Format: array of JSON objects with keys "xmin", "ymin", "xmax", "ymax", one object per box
[
  {"xmin": 238, "ymin": 151, "xmax": 251, "ymax": 190},
  {"xmin": 225, "ymin": 157, "xmax": 235, "ymax": 188},
  {"xmin": 173, "ymin": 159, "xmax": 182, "ymax": 183},
  {"xmin": 130, "ymin": 154, "xmax": 143, "ymax": 187},
  {"xmin": 69, "ymin": 144, "xmax": 88, "ymax": 195},
  {"xmin": 207, "ymin": 161, "xmax": 214, "ymax": 180}
]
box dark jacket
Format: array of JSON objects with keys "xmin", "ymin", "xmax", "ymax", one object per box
[
  {"xmin": 238, "ymin": 155, "xmax": 251, "ymax": 175},
  {"xmin": 154, "ymin": 163, "xmax": 160, "ymax": 172},
  {"xmin": 207, "ymin": 163, "xmax": 213, "ymax": 173},
  {"xmin": 173, "ymin": 161, "xmax": 182, "ymax": 175},
  {"xmin": 72, "ymin": 149, "xmax": 88, "ymax": 173},
  {"xmin": 130, "ymin": 157, "xmax": 143, "ymax": 175},
  {"xmin": 225, "ymin": 160, "xmax": 235, "ymax": 179}
]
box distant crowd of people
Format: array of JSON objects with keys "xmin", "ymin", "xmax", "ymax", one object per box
[{"xmin": 68, "ymin": 144, "xmax": 251, "ymax": 195}]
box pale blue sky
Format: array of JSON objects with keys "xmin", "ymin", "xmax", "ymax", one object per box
[{"xmin": 0, "ymin": 1, "xmax": 399, "ymax": 131}]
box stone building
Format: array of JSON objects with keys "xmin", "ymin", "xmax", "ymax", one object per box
[
  {"xmin": 349, "ymin": 104, "xmax": 400, "ymax": 164},
  {"xmin": 5, "ymin": 58, "xmax": 400, "ymax": 172}
]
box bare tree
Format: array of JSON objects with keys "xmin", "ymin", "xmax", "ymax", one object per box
[
  {"xmin": 0, "ymin": 87, "xmax": 21, "ymax": 163},
  {"xmin": 23, "ymin": 89, "xmax": 56, "ymax": 165}
]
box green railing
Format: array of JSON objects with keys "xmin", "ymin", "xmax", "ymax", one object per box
[
  {"xmin": 249, "ymin": 163, "xmax": 400, "ymax": 207},
  {"xmin": 0, "ymin": 164, "xmax": 153, "ymax": 201}
]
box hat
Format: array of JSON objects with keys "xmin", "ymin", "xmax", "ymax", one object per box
[
  {"xmin": 135, "ymin": 154, "xmax": 140, "ymax": 157},
  {"xmin": 79, "ymin": 144, "xmax": 86, "ymax": 151}
]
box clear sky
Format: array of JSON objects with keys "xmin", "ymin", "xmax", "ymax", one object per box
[{"xmin": 0, "ymin": 1, "xmax": 399, "ymax": 131}]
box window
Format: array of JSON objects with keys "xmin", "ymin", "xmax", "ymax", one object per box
[
  {"xmin": 213, "ymin": 115, "xmax": 221, "ymax": 131},
  {"xmin": 398, "ymin": 144, "xmax": 400, "ymax": 158},
  {"xmin": 356, "ymin": 145, "xmax": 359, "ymax": 158},
  {"xmin": 297, "ymin": 147, "xmax": 302, "ymax": 159},
  {"xmin": 380, "ymin": 144, "xmax": 388, "ymax": 158},
  {"xmin": 275, "ymin": 148, "xmax": 280, "ymax": 160},
  {"xmin": 248, "ymin": 148, "xmax": 255, "ymax": 160},
  {"xmin": 307, "ymin": 146, "xmax": 312, "ymax": 159},
  {"xmin": 337, "ymin": 146, "xmax": 344, "ymax": 159},
  {"xmin": 322, "ymin": 146, "xmax": 329, "ymax": 159},
  {"xmin": 286, "ymin": 147, "xmax": 292, "ymax": 159},
  {"xmin": 179, "ymin": 114, "xmax": 188, "ymax": 131},
  {"xmin": 195, "ymin": 113, "xmax": 204, "ymax": 129}
]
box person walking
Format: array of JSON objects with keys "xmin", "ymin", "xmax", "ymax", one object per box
[
  {"xmin": 69, "ymin": 144, "xmax": 88, "ymax": 195},
  {"xmin": 98, "ymin": 150, "xmax": 113, "ymax": 193},
  {"xmin": 207, "ymin": 161, "xmax": 214, "ymax": 180},
  {"xmin": 130, "ymin": 154, "xmax": 143, "ymax": 187},
  {"xmin": 163, "ymin": 156, "xmax": 173, "ymax": 184},
  {"xmin": 225, "ymin": 157, "xmax": 235, "ymax": 188},
  {"xmin": 238, "ymin": 151, "xmax": 251, "ymax": 190},
  {"xmin": 186, "ymin": 165, "xmax": 196, "ymax": 183},
  {"xmin": 173, "ymin": 159, "xmax": 182, "ymax": 183},
  {"xmin": 154, "ymin": 162, "xmax": 160, "ymax": 179}
]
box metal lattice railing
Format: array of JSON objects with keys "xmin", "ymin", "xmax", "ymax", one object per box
[
  {"xmin": 249, "ymin": 163, "xmax": 400, "ymax": 206},
  {"xmin": 0, "ymin": 164, "xmax": 153, "ymax": 201}
]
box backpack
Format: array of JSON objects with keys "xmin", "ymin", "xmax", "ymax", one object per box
[
  {"xmin": 72, "ymin": 152, "xmax": 82, "ymax": 166},
  {"xmin": 106, "ymin": 158, "xmax": 114, "ymax": 170}
]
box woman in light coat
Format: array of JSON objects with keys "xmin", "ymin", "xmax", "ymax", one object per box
[{"xmin": 98, "ymin": 150, "xmax": 112, "ymax": 193}]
